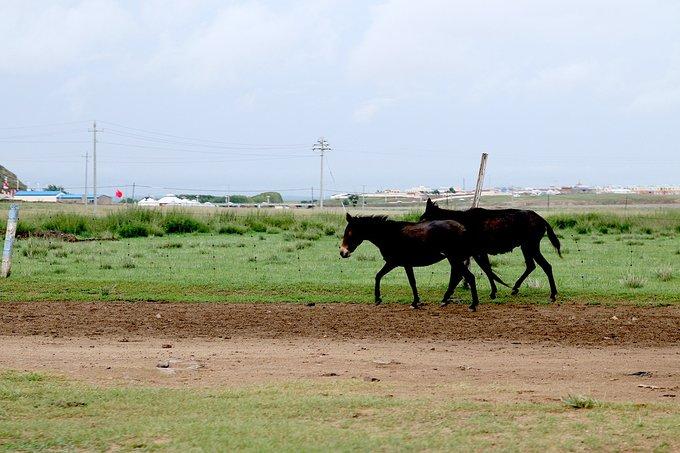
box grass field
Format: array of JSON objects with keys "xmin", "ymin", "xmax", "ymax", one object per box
[
  {"xmin": 1, "ymin": 371, "xmax": 677, "ymax": 452},
  {"xmin": 1, "ymin": 204, "xmax": 678, "ymax": 452},
  {"xmin": 0, "ymin": 208, "xmax": 677, "ymax": 304}
]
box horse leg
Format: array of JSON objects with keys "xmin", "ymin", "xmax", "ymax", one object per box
[
  {"xmin": 533, "ymin": 249, "xmax": 558, "ymax": 302},
  {"xmin": 374, "ymin": 262, "xmax": 396, "ymax": 305},
  {"xmin": 473, "ymin": 254, "xmax": 497, "ymax": 299},
  {"xmin": 404, "ymin": 266, "xmax": 421, "ymax": 309},
  {"xmin": 461, "ymin": 257, "xmax": 471, "ymax": 289},
  {"xmin": 511, "ymin": 244, "xmax": 536, "ymax": 296},
  {"xmin": 441, "ymin": 260, "xmax": 464, "ymax": 307},
  {"xmin": 456, "ymin": 261, "xmax": 479, "ymax": 311}
]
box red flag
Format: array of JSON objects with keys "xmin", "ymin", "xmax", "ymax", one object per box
[{"xmin": 115, "ymin": 189, "xmax": 123, "ymax": 198}]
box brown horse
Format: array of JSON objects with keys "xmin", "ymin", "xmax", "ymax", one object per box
[
  {"xmin": 420, "ymin": 199, "xmax": 561, "ymax": 301},
  {"xmin": 339, "ymin": 213, "xmax": 507, "ymax": 311}
]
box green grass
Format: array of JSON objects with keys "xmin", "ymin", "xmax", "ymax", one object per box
[
  {"xmin": 0, "ymin": 372, "xmax": 677, "ymax": 451},
  {"xmin": 562, "ymin": 394, "xmax": 598, "ymax": 409},
  {"xmin": 0, "ymin": 209, "xmax": 678, "ymax": 304},
  {"xmin": 0, "ymin": 221, "xmax": 678, "ymax": 304}
]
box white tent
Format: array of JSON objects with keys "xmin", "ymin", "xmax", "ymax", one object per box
[
  {"xmin": 137, "ymin": 197, "xmax": 159, "ymax": 207},
  {"xmin": 157, "ymin": 194, "xmax": 187, "ymax": 206}
]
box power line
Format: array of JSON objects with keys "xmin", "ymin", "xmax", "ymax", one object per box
[
  {"xmin": 102, "ymin": 129, "xmax": 308, "ymax": 151},
  {"xmin": 98, "ymin": 140, "xmax": 310, "ymax": 157},
  {"xmin": 98, "ymin": 120, "xmax": 308, "ymax": 148},
  {"xmin": 0, "ymin": 129, "xmax": 87, "ymax": 140},
  {"xmin": 0, "ymin": 120, "xmax": 89, "ymax": 130}
]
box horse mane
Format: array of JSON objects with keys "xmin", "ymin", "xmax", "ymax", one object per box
[{"xmin": 349, "ymin": 215, "xmax": 397, "ymax": 226}]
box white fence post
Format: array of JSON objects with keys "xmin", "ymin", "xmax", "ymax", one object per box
[{"xmin": 1, "ymin": 204, "xmax": 19, "ymax": 278}]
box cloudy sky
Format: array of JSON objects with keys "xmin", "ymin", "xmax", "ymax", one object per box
[{"xmin": 1, "ymin": 0, "xmax": 679, "ymax": 198}]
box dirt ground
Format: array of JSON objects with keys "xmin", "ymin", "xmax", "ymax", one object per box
[{"xmin": 1, "ymin": 302, "xmax": 678, "ymax": 403}]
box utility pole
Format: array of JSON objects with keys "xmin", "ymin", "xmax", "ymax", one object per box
[
  {"xmin": 362, "ymin": 184, "xmax": 366, "ymax": 207},
  {"xmin": 312, "ymin": 138, "xmax": 331, "ymax": 208},
  {"xmin": 89, "ymin": 121, "xmax": 102, "ymax": 213},
  {"xmin": 131, "ymin": 182, "xmax": 136, "ymax": 203},
  {"xmin": 472, "ymin": 153, "xmax": 488, "ymax": 208},
  {"xmin": 82, "ymin": 152, "xmax": 89, "ymax": 205}
]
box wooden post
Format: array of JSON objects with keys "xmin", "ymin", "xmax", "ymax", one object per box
[
  {"xmin": 1, "ymin": 204, "xmax": 19, "ymax": 278},
  {"xmin": 472, "ymin": 153, "xmax": 488, "ymax": 208}
]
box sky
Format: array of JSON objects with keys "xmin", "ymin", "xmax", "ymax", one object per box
[{"xmin": 1, "ymin": 0, "xmax": 679, "ymax": 199}]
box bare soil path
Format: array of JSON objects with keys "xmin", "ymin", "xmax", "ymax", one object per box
[
  {"xmin": 1, "ymin": 301, "xmax": 679, "ymax": 346},
  {"xmin": 1, "ymin": 302, "xmax": 678, "ymax": 403},
  {"xmin": 0, "ymin": 336, "xmax": 678, "ymax": 403}
]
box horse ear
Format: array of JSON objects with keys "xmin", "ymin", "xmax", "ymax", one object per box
[
  {"xmin": 346, "ymin": 213, "xmax": 353, "ymax": 222},
  {"xmin": 426, "ymin": 198, "xmax": 433, "ymax": 209}
]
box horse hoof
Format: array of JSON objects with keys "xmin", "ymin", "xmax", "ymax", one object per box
[
  {"xmin": 468, "ymin": 305, "xmax": 477, "ymax": 312},
  {"xmin": 374, "ymin": 299, "xmax": 382, "ymax": 306},
  {"xmin": 440, "ymin": 302, "xmax": 449, "ymax": 308},
  {"xmin": 411, "ymin": 302, "xmax": 421, "ymax": 309},
  {"xmin": 511, "ymin": 288, "xmax": 519, "ymax": 296},
  {"xmin": 550, "ymin": 295, "xmax": 557, "ymax": 302},
  {"xmin": 489, "ymin": 293, "xmax": 496, "ymax": 300}
]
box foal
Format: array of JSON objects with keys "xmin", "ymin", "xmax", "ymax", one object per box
[{"xmin": 339, "ymin": 213, "xmax": 505, "ymax": 311}]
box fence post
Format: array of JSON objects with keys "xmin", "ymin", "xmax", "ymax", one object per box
[
  {"xmin": 472, "ymin": 153, "xmax": 488, "ymax": 208},
  {"xmin": 1, "ymin": 204, "xmax": 19, "ymax": 278}
]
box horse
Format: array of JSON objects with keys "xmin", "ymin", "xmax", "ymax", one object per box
[
  {"xmin": 339, "ymin": 213, "xmax": 507, "ymax": 311},
  {"xmin": 420, "ymin": 198, "xmax": 562, "ymax": 301}
]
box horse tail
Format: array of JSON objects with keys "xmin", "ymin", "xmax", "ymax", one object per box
[
  {"xmin": 489, "ymin": 269, "xmax": 510, "ymax": 288},
  {"xmin": 544, "ymin": 219, "xmax": 562, "ymax": 258}
]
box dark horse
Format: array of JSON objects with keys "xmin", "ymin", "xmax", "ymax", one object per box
[
  {"xmin": 339, "ymin": 213, "xmax": 506, "ymax": 311},
  {"xmin": 420, "ymin": 199, "xmax": 562, "ymax": 301}
]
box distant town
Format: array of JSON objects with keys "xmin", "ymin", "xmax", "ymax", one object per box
[{"xmin": 2, "ymin": 163, "xmax": 678, "ymax": 207}]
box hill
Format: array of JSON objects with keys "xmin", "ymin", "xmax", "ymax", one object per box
[{"xmin": 0, "ymin": 165, "xmax": 26, "ymax": 190}]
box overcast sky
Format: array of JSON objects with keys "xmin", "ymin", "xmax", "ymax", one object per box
[{"xmin": 1, "ymin": 0, "xmax": 679, "ymax": 198}]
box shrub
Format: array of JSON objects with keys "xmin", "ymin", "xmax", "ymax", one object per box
[
  {"xmin": 16, "ymin": 221, "xmax": 37, "ymax": 236},
  {"xmin": 162, "ymin": 213, "xmax": 208, "ymax": 234},
  {"xmin": 525, "ymin": 278, "xmax": 542, "ymax": 289},
  {"xmin": 294, "ymin": 229, "xmax": 322, "ymax": 241},
  {"xmin": 21, "ymin": 239, "xmax": 48, "ymax": 258},
  {"xmin": 99, "ymin": 263, "xmax": 113, "ymax": 270},
  {"xmin": 122, "ymin": 261, "xmax": 136, "ymax": 269},
  {"xmin": 247, "ymin": 221, "xmax": 267, "ymax": 233},
  {"xmin": 552, "ymin": 217, "xmax": 577, "ymax": 229},
  {"xmin": 295, "ymin": 241, "xmax": 313, "ymax": 250},
  {"xmin": 621, "ymin": 274, "xmax": 646, "ymax": 288},
  {"xmin": 158, "ymin": 242, "xmax": 182, "ymax": 249},
  {"xmin": 218, "ymin": 224, "xmax": 248, "ymax": 235},
  {"xmin": 655, "ymin": 267, "xmax": 673, "ymax": 282},
  {"xmin": 41, "ymin": 213, "xmax": 90, "ymax": 236},
  {"xmin": 562, "ymin": 394, "xmax": 597, "ymax": 409},
  {"xmin": 117, "ymin": 222, "xmax": 151, "ymax": 238},
  {"xmin": 575, "ymin": 225, "xmax": 591, "ymax": 235}
]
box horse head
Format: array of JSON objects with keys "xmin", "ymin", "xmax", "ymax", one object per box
[
  {"xmin": 420, "ymin": 198, "xmax": 441, "ymax": 221},
  {"xmin": 340, "ymin": 213, "xmax": 363, "ymax": 258}
]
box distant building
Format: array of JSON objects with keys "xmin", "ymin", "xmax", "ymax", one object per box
[
  {"xmin": 96, "ymin": 195, "xmax": 113, "ymax": 205},
  {"xmin": 57, "ymin": 193, "xmax": 92, "ymax": 204},
  {"xmin": 13, "ymin": 190, "xmax": 64, "ymax": 202},
  {"xmin": 13, "ymin": 191, "xmax": 114, "ymax": 204}
]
